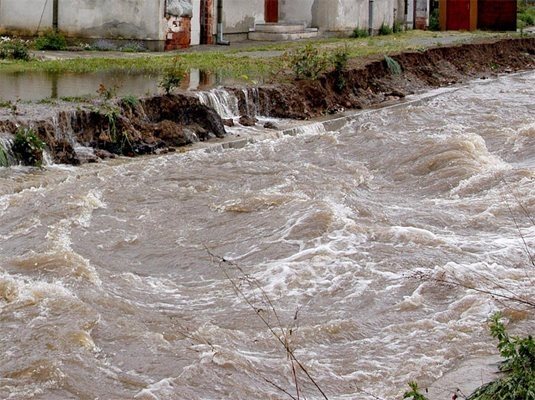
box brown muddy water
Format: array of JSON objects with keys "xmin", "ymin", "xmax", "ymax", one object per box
[
  {"xmin": 1, "ymin": 73, "xmax": 534, "ymax": 399},
  {"xmin": 0, "ymin": 69, "xmax": 241, "ymax": 102}
]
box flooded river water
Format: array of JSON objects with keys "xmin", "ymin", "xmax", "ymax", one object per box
[{"xmin": 1, "ymin": 72, "xmax": 534, "ymax": 399}]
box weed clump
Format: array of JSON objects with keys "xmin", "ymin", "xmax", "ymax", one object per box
[
  {"xmin": 12, "ymin": 127, "xmax": 45, "ymax": 166},
  {"xmin": 286, "ymin": 44, "xmax": 329, "ymax": 80},
  {"xmin": 351, "ymin": 27, "xmax": 369, "ymax": 38},
  {"xmin": 384, "ymin": 55, "xmax": 402, "ymax": 75},
  {"xmin": 159, "ymin": 58, "xmax": 185, "ymax": 95},
  {"xmin": 378, "ymin": 22, "xmax": 393, "ymax": 35},
  {"xmin": 121, "ymin": 95, "xmax": 139, "ymax": 109},
  {"xmin": 331, "ymin": 46, "xmax": 350, "ymax": 91},
  {"xmin": 0, "ymin": 37, "xmax": 31, "ymax": 61},
  {"xmin": 34, "ymin": 30, "xmax": 67, "ymax": 50},
  {"xmin": 429, "ymin": 9, "xmax": 441, "ymax": 31}
]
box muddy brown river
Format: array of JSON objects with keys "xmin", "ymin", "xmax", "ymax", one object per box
[{"xmin": 1, "ymin": 72, "xmax": 534, "ymax": 399}]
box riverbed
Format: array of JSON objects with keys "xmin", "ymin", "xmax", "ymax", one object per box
[{"xmin": 1, "ymin": 72, "xmax": 534, "ymax": 399}]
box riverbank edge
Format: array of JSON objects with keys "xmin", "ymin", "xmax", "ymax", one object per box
[{"xmin": 0, "ymin": 37, "xmax": 534, "ymax": 166}]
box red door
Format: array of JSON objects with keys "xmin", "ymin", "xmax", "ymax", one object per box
[
  {"xmin": 447, "ymin": 0, "xmax": 470, "ymax": 30},
  {"xmin": 265, "ymin": 0, "xmax": 278, "ymax": 23}
]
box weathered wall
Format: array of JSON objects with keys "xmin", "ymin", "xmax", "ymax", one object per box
[
  {"xmin": 478, "ymin": 0, "xmax": 517, "ymax": 31},
  {"xmin": 0, "ymin": 0, "xmax": 167, "ymax": 41},
  {"xmin": 220, "ymin": 0, "xmax": 263, "ymax": 34},
  {"xmin": 0, "ymin": 0, "xmax": 52, "ymax": 33},
  {"xmin": 296, "ymin": 0, "xmax": 396, "ymax": 32},
  {"xmin": 280, "ymin": 0, "xmax": 314, "ymax": 25}
]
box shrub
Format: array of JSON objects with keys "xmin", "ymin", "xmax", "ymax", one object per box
[
  {"xmin": 0, "ymin": 37, "xmax": 31, "ymax": 61},
  {"xmin": 34, "ymin": 30, "xmax": 67, "ymax": 50},
  {"xmin": 286, "ymin": 44, "xmax": 329, "ymax": 80},
  {"xmin": 12, "ymin": 127, "xmax": 45, "ymax": 166},
  {"xmin": 378, "ymin": 22, "xmax": 393, "ymax": 35},
  {"xmin": 159, "ymin": 59, "xmax": 185, "ymax": 95},
  {"xmin": 393, "ymin": 20, "xmax": 404, "ymax": 33},
  {"xmin": 331, "ymin": 46, "xmax": 350, "ymax": 91},
  {"xmin": 351, "ymin": 27, "xmax": 369, "ymax": 38},
  {"xmin": 468, "ymin": 313, "xmax": 535, "ymax": 400},
  {"xmin": 429, "ymin": 9, "xmax": 441, "ymax": 31}
]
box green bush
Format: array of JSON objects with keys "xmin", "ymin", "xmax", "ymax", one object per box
[
  {"xmin": 0, "ymin": 38, "xmax": 31, "ymax": 61},
  {"xmin": 34, "ymin": 30, "xmax": 67, "ymax": 50},
  {"xmin": 331, "ymin": 46, "xmax": 350, "ymax": 91},
  {"xmin": 404, "ymin": 312, "xmax": 535, "ymax": 400},
  {"xmin": 428, "ymin": 9, "xmax": 441, "ymax": 31},
  {"xmin": 468, "ymin": 313, "xmax": 535, "ymax": 400},
  {"xmin": 286, "ymin": 44, "xmax": 329, "ymax": 80},
  {"xmin": 393, "ymin": 20, "xmax": 404, "ymax": 33},
  {"xmin": 351, "ymin": 27, "xmax": 369, "ymax": 38},
  {"xmin": 378, "ymin": 22, "xmax": 393, "ymax": 35},
  {"xmin": 12, "ymin": 127, "xmax": 45, "ymax": 166},
  {"xmin": 518, "ymin": 3, "xmax": 535, "ymax": 27}
]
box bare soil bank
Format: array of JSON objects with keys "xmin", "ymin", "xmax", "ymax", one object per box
[{"xmin": 1, "ymin": 38, "xmax": 534, "ymax": 165}]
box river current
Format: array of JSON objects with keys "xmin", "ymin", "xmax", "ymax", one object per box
[{"xmin": 1, "ymin": 72, "xmax": 534, "ymax": 399}]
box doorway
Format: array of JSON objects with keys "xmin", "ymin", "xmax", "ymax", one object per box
[{"xmin": 265, "ymin": 0, "xmax": 278, "ymax": 23}]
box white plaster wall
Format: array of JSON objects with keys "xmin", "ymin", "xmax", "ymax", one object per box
[
  {"xmin": 372, "ymin": 0, "xmax": 395, "ymax": 29},
  {"xmin": 191, "ymin": 0, "xmax": 201, "ymax": 45},
  {"xmin": 286, "ymin": 0, "xmax": 394, "ymax": 33},
  {"xmin": 0, "ymin": 0, "xmax": 52, "ymax": 32},
  {"xmin": 279, "ymin": 0, "xmax": 314, "ymax": 26},
  {"xmin": 221, "ymin": 0, "xmax": 263, "ymax": 34},
  {"xmin": 0, "ymin": 0, "xmax": 166, "ymax": 40}
]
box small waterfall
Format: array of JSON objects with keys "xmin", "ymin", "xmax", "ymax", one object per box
[
  {"xmin": 0, "ymin": 135, "xmax": 16, "ymax": 167},
  {"xmin": 242, "ymin": 87, "xmax": 261, "ymax": 117},
  {"xmin": 196, "ymin": 89, "xmax": 240, "ymax": 119}
]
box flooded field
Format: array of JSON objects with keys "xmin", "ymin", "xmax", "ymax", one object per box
[{"xmin": 0, "ymin": 72, "xmax": 534, "ymax": 399}]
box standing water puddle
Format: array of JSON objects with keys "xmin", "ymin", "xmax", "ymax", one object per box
[{"xmin": 0, "ymin": 69, "xmax": 249, "ymax": 102}]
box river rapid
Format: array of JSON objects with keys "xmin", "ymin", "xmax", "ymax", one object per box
[{"xmin": 1, "ymin": 72, "xmax": 534, "ymax": 400}]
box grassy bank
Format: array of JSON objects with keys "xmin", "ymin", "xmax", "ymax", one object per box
[{"xmin": 0, "ymin": 30, "xmax": 515, "ymax": 80}]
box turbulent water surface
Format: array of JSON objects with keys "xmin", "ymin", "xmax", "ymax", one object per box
[{"xmin": 1, "ymin": 73, "xmax": 534, "ymax": 399}]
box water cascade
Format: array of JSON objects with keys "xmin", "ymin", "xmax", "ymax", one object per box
[{"xmin": 196, "ymin": 88, "xmax": 240, "ymax": 119}]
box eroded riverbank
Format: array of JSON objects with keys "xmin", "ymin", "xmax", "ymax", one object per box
[{"xmin": 0, "ymin": 37, "xmax": 534, "ymax": 166}]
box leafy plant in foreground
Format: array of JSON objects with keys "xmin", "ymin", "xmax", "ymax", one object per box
[{"xmin": 467, "ymin": 313, "xmax": 535, "ymax": 400}]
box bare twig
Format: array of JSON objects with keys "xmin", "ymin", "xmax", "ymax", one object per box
[{"xmin": 205, "ymin": 246, "xmax": 330, "ymax": 400}]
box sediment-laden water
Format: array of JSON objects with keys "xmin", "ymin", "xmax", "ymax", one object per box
[{"xmin": 1, "ymin": 73, "xmax": 534, "ymax": 400}]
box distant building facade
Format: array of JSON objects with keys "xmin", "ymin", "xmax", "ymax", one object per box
[{"xmin": 0, "ymin": 0, "xmax": 439, "ymax": 50}]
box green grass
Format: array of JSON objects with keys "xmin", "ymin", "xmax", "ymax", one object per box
[{"xmin": 0, "ymin": 30, "xmax": 514, "ymax": 83}]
